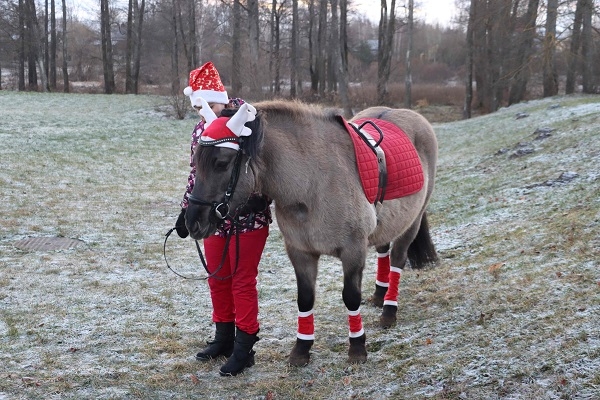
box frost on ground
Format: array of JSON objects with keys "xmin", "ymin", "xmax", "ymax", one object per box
[{"xmin": 0, "ymin": 91, "xmax": 599, "ymax": 399}]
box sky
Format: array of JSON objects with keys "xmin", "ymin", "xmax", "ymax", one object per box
[{"xmin": 354, "ymin": 0, "xmax": 458, "ymax": 26}]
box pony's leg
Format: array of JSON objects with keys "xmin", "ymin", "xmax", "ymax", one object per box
[
  {"xmin": 286, "ymin": 246, "xmax": 319, "ymax": 367},
  {"xmin": 367, "ymin": 243, "xmax": 391, "ymax": 307},
  {"xmin": 380, "ymin": 218, "xmax": 422, "ymax": 328},
  {"xmin": 341, "ymin": 246, "xmax": 368, "ymax": 363}
]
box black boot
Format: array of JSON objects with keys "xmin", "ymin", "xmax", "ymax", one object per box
[
  {"xmin": 195, "ymin": 322, "xmax": 235, "ymax": 361},
  {"xmin": 219, "ymin": 328, "xmax": 259, "ymax": 376}
]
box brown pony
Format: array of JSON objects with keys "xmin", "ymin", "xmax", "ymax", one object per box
[{"xmin": 185, "ymin": 101, "xmax": 438, "ymax": 366}]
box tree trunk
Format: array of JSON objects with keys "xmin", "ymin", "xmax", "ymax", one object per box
[
  {"xmin": 317, "ymin": 0, "xmax": 328, "ymax": 98},
  {"xmin": 272, "ymin": 0, "xmax": 282, "ymax": 95},
  {"xmin": 18, "ymin": 0, "xmax": 25, "ymax": 90},
  {"xmin": 132, "ymin": 0, "xmax": 145, "ymax": 94},
  {"xmin": 404, "ymin": 0, "xmax": 413, "ymax": 109},
  {"xmin": 44, "ymin": 0, "xmax": 49, "ymax": 87},
  {"xmin": 463, "ymin": 0, "xmax": 476, "ymax": 118},
  {"xmin": 290, "ymin": 0, "xmax": 299, "ymax": 98},
  {"xmin": 248, "ymin": 0, "xmax": 261, "ymax": 94},
  {"xmin": 170, "ymin": 0, "xmax": 179, "ymax": 96},
  {"xmin": 125, "ymin": 0, "xmax": 134, "ymax": 93},
  {"xmin": 338, "ymin": 0, "xmax": 352, "ymax": 117},
  {"xmin": 188, "ymin": 0, "xmax": 198, "ymax": 69},
  {"xmin": 308, "ymin": 0, "xmax": 318, "ymax": 94},
  {"xmin": 508, "ymin": 0, "xmax": 539, "ymax": 105},
  {"xmin": 61, "ymin": 0, "xmax": 69, "ymax": 92},
  {"xmin": 566, "ymin": 0, "xmax": 584, "ymax": 94},
  {"xmin": 328, "ymin": 0, "xmax": 339, "ymax": 95},
  {"xmin": 49, "ymin": 0, "xmax": 57, "ymax": 89},
  {"xmin": 232, "ymin": 0, "xmax": 242, "ymax": 94},
  {"xmin": 100, "ymin": 0, "xmax": 115, "ymax": 94},
  {"xmin": 542, "ymin": 0, "xmax": 558, "ymax": 97},
  {"xmin": 377, "ymin": 0, "xmax": 396, "ymax": 105},
  {"xmin": 25, "ymin": 0, "xmax": 38, "ymax": 90},
  {"xmin": 580, "ymin": 0, "xmax": 594, "ymax": 93},
  {"xmin": 26, "ymin": 0, "xmax": 48, "ymax": 91}
]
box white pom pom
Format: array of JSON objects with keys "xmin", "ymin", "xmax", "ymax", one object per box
[{"xmin": 183, "ymin": 86, "xmax": 193, "ymax": 96}]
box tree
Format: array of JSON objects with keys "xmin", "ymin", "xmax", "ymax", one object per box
[
  {"xmin": 49, "ymin": 0, "xmax": 57, "ymax": 89},
  {"xmin": 463, "ymin": 0, "xmax": 476, "ymax": 118},
  {"xmin": 100, "ymin": 0, "xmax": 115, "ymax": 94},
  {"xmin": 508, "ymin": 0, "xmax": 540, "ymax": 105},
  {"xmin": 317, "ymin": 0, "xmax": 328, "ymax": 97},
  {"xmin": 404, "ymin": 0, "xmax": 414, "ymax": 109},
  {"xmin": 290, "ymin": 0, "xmax": 299, "ymax": 98},
  {"xmin": 269, "ymin": 0, "xmax": 282, "ymax": 95},
  {"xmin": 61, "ymin": 0, "xmax": 69, "ymax": 92},
  {"xmin": 231, "ymin": 0, "xmax": 242, "ymax": 94},
  {"xmin": 247, "ymin": 0, "xmax": 261, "ymax": 94},
  {"xmin": 338, "ymin": 0, "xmax": 351, "ymax": 117},
  {"xmin": 377, "ymin": 0, "xmax": 396, "ymax": 105},
  {"xmin": 125, "ymin": 0, "xmax": 145, "ymax": 94},
  {"xmin": 580, "ymin": 0, "xmax": 595, "ymax": 93},
  {"xmin": 566, "ymin": 0, "xmax": 584, "ymax": 94},
  {"xmin": 542, "ymin": 0, "xmax": 558, "ymax": 97}
]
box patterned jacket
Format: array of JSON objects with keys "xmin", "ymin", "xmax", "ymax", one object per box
[{"xmin": 181, "ymin": 98, "xmax": 272, "ymax": 237}]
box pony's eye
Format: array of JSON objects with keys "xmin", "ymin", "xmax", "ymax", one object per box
[{"xmin": 214, "ymin": 160, "xmax": 229, "ymax": 171}]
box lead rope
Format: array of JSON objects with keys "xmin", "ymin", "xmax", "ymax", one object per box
[{"xmin": 163, "ymin": 207, "xmax": 245, "ymax": 281}]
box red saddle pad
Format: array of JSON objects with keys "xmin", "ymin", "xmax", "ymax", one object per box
[{"xmin": 341, "ymin": 117, "xmax": 424, "ymax": 203}]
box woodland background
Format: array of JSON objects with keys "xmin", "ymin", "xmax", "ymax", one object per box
[{"xmin": 0, "ymin": 0, "xmax": 599, "ymax": 120}]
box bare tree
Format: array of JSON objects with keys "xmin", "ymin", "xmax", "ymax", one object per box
[
  {"xmin": 61, "ymin": 0, "xmax": 69, "ymax": 92},
  {"xmin": 247, "ymin": 0, "xmax": 261, "ymax": 94},
  {"xmin": 327, "ymin": 0, "xmax": 339, "ymax": 94},
  {"xmin": 232, "ymin": 0, "xmax": 242, "ymax": 94},
  {"xmin": 125, "ymin": 0, "xmax": 145, "ymax": 94},
  {"xmin": 269, "ymin": 0, "xmax": 281, "ymax": 95},
  {"xmin": 566, "ymin": 0, "xmax": 584, "ymax": 94},
  {"xmin": 377, "ymin": 0, "xmax": 396, "ymax": 105},
  {"xmin": 463, "ymin": 0, "xmax": 476, "ymax": 118},
  {"xmin": 317, "ymin": 0, "xmax": 328, "ymax": 97},
  {"xmin": 404, "ymin": 0, "xmax": 413, "ymax": 109},
  {"xmin": 290, "ymin": 0, "xmax": 299, "ymax": 98},
  {"xmin": 508, "ymin": 0, "xmax": 540, "ymax": 105},
  {"xmin": 580, "ymin": 0, "xmax": 595, "ymax": 93},
  {"xmin": 338, "ymin": 0, "xmax": 351, "ymax": 117},
  {"xmin": 308, "ymin": 0, "xmax": 318, "ymax": 93},
  {"xmin": 100, "ymin": 0, "xmax": 115, "ymax": 94},
  {"xmin": 542, "ymin": 0, "xmax": 558, "ymax": 97},
  {"xmin": 49, "ymin": 0, "xmax": 56, "ymax": 89}
]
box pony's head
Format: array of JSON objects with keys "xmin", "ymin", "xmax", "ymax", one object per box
[{"xmin": 185, "ymin": 104, "xmax": 263, "ymax": 239}]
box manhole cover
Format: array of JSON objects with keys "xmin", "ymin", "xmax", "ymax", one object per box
[{"xmin": 14, "ymin": 237, "xmax": 85, "ymax": 251}]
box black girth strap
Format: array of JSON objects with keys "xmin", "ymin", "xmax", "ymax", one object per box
[{"xmin": 349, "ymin": 120, "xmax": 387, "ymax": 205}]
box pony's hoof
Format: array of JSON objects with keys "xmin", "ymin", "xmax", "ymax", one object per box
[
  {"xmin": 365, "ymin": 295, "xmax": 384, "ymax": 308},
  {"xmin": 348, "ymin": 334, "xmax": 367, "ymax": 363},
  {"xmin": 288, "ymin": 338, "xmax": 313, "ymax": 367},
  {"xmin": 379, "ymin": 305, "xmax": 398, "ymax": 328}
]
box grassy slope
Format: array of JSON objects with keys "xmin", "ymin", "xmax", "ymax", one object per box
[{"xmin": 0, "ymin": 91, "xmax": 598, "ymax": 399}]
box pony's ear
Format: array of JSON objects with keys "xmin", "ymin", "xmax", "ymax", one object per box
[
  {"xmin": 226, "ymin": 103, "xmax": 257, "ymax": 137},
  {"xmin": 198, "ymin": 97, "xmax": 218, "ymax": 127}
]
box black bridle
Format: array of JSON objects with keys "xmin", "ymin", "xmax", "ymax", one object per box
[{"xmin": 164, "ymin": 137, "xmax": 247, "ymax": 281}]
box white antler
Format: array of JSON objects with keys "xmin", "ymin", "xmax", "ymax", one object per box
[
  {"xmin": 226, "ymin": 103, "xmax": 257, "ymax": 137},
  {"xmin": 198, "ymin": 97, "xmax": 218, "ymax": 127}
]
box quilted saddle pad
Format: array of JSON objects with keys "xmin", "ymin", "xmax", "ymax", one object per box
[{"xmin": 340, "ymin": 117, "xmax": 424, "ymax": 203}]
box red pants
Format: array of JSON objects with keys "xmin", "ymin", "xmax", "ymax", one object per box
[{"xmin": 203, "ymin": 226, "xmax": 269, "ymax": 334}]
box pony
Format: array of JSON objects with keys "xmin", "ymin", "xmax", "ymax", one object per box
[{"xmin": 185, "ymin": 100, "xmax": 438, "ymax": 366}]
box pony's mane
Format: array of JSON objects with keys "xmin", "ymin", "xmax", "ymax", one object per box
[{"xmin": 254, "ymin": 100, "xmax": 340, "ymax": 123}]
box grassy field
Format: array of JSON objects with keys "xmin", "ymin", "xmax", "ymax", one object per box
[{"xmin": 0, "ymin": 91, "xmax": 599, "ymax": 399}]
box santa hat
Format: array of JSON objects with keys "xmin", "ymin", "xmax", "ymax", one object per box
[
  {"xmin": 200, "ymin": 101, "xmax": 257, "ymax": 151},
  {"xmin": 183, "ymin": 62, "xmax": 229, "ymax": 107}
]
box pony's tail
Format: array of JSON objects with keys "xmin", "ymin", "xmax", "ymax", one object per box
[{"xmin": 407, "ymin": 212, "xmax": 438, "ymax": 269}]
